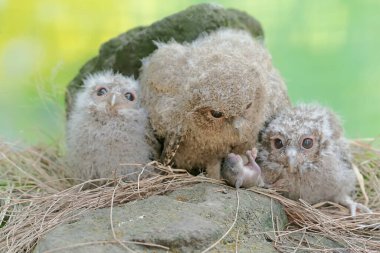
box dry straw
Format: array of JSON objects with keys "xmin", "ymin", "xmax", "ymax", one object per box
[{"xmin": 0, "ymin": 139, "xmax": 379, "ymax": 253}]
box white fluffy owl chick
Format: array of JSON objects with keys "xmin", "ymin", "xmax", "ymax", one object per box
[
  {"xmin": 140, "ymin": 28, "xmax": 290, "ymax": 179},
  {"xmin": 257, "ymin": 104, "xmax": 371, "ymax": 216},
  {"xmin": 221, "ymin": 148, "xmax": 265, "ymax": 189},
  {"xmin": 66, "ymin": 70, "xmax": 160, "ymax": 183}
]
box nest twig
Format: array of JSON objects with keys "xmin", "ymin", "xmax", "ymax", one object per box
[{"xmin": 0, "ymin": 139, "xmax": 379, "ymax": 253}]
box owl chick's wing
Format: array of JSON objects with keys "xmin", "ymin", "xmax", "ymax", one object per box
[
  {"xmin": 161, "ymin": 126, "xmax": 185, "ymax": 166},
  {"xmin": 145, "ymin": 130, "xmax": 161, "ymax": 161}
]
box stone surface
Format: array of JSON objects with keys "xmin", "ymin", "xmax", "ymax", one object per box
[
  {"xmin": 33, "ymin": 183, "xmax": 287, "ymax": 252},
  {"xmin": 65, "ymin": 3, "xmax": 264, "ymax": 114},
  {"xmin": 279, "ymin": 233, "xmax": 344, "ymax": 252}
]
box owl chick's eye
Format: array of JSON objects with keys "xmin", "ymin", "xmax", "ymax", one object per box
[
  {"xmin": 273, "ymin": 138, "xmax": 284, "ymax": 149},
  {"xmin": 96, "ymin": 87, "xmax": 108, "ymax": 96},
  {"xmin": 210, "ymin": 110, "xmax": 224, "ymax": 118},
  {"xmin": 301, "ymin": 138, "xmax": 313, "ymax": 149},
  {"xmin": 125, "ymin": 92, "xmax": 135, "ymax": 101}
]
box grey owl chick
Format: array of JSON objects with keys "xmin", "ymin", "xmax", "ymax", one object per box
[
  {"xmin": 66, "ymin": 70, "xmax": 160, "ymax": 183},
  {"xmin": 221, "ymin": 148, "xmax": 265, "ymax": 189},
  {"xmin": 140, "ymin": 28, "xmax": 290, "ymax": 179},
  {"xmin": 257, "ymin": 104, "xmax": 371, "ymax": 216}
]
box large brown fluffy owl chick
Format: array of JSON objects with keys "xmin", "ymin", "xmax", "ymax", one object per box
[
  {"xmin": 258, "ymin": 104, "xmax": 371, "ymax": 216},
  {"xmin": 140, "ymin": 28, "xmax": 290, "ymax": 179},
  {"xmin": 66, "ymin": 70, "xmax": 160, "ymax": 183}
]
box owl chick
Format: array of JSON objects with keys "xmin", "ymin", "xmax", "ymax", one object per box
[
  {"xmin": 221, "ymin": 148, "xmax": 265, "ymax": 189},
  {"xmin": 257, "ymin": 104, "xmax": 371, "ymax": 216},
  {"xmin": 66, "ymin": 70, "xmax": 160, "ymax": 183},
  {"xmin": 140, "ymin": 28, "xmax": 290, "ymax": 179}
]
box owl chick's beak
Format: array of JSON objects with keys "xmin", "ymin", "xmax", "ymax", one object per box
[
  {"xmin": 286, "ymin": 148, "xmax": 297, "ymax": 173},
  {"xmin": 232, "ymin": 117, "xmax": 247, "ymax": 137},
  {"xmin": 110, "ymin": 94, "xmax": 117, "ymax": 107}
]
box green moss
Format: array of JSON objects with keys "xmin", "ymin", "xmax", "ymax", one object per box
[{"xmin": 65, "ymin": 3, "xmax": 263, "ymax": 115}]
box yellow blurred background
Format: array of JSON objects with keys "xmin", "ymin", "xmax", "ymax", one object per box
[{"xmin": 0, "ymin": 0, "xmax": 379, "ymax": 144}]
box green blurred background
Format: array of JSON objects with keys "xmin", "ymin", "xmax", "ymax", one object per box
[{"xmin": 0, "ymin": 0, "xmax": 379, "ymax": 144}]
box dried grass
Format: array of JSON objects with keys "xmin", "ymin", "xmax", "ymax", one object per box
[{"xmin": 0, "ymin": 139, "xmax": 379, "ymax": 253}]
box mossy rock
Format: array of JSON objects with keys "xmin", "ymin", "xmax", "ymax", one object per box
[
  {"xmin": 65, "ymin": 3, "xmax": 264, "ymax": 115},
  {"xmin": 33, "ymin": 183, "xmax": 286, "ymax": 252}
]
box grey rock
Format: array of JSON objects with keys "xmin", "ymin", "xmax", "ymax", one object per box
[
  {"xmin": 33, "ymin": 183, "xmax": 286, "ymax": 252},
  {"xmin": 280, "ymin": 233, "xmax": 344, "ymax": 252},
  {"xmin": 65, "ymin": 3, "xmax": 264, "ymax": 115}
]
